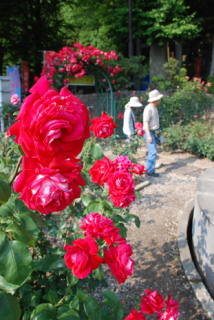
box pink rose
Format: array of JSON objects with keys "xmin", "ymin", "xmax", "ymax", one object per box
[
  {"xmin": 64, "ymin": 237, "xmax": 102, "ymax": 279},
  {"xmin": 130, "ymin": 164, "xmax": 146, "ymax": 175},
  {"xmin": 9, "ymin": 76, "xmax": 90, "ymax": 162},
  {"xmin": 207, "ymin": 82, "xmax": 212, "ymax": 87},
  {"xmin": 5, "ymin": 130, "xmax": 12, "ymax": 138},
  {"xmin": 118, "ymin": 113, "xmax": 124, "ymax": 120},
  {"xmin": 114, "ymin": 155, "xmax": 132, "ymax": 171},
  {"xmin": 111, "ymin": 80, "xmax": 115, "ymax": 84},
  {"xmin": 11, "ymin": 94, "xmax": 20, "ymax": 105},
  {"xmin": 141, "ymin": 289, "xmax": 165, "ymax": 315},
  {"xmin": 194, "ymin": 115, "xmax": 198, "ymax": 118},
  {"xmin": 102, "ymin": 79, "xmax": 107, "ymax": 82},
  {"xmin": 185, "ymin": 76, "xmax": 190, "ymax": 80},
  {"xmin": 135, "ymin": 122, "xmax": 143, "ymax": 130},
  {"xmin": 80, "ymin": 212, "xmax": 115, "ymax": 239},
  {"xmin": 90, "ymin": 111, "xmax": 117, "ymax": 139},
  {"xmin": 103, "ymin": 244, "xmax": 134, "ymax": 284},
  {"xmin": 13, "ymin": 157, "xmax": 86, "ymax": 215},
  {"xmin": 34, "ymin": 76, "xmax": 39, "ymax": 82},
  {"xmin": 89, "ymin": 156, "xmax": 115, "ymax": 186},
  {"xmin": 157, "ymin": 295, "xmax": 180, "ymax": 320},
  {"xmin": 124, "ymin": 309, "xmax": 146, "ymax": 320},
  {"xmin": 137, "ymin": 128, "xmax": 145, "ymax": 136}
]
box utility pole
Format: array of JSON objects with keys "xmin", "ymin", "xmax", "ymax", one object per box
[{"xmin": 128, "ymin": 0, "xmax": 133, "ymax": 58}]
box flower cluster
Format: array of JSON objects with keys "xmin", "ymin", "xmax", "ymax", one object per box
[
  {"xmin": 9, "ymin": 76, "xmax": 90, "ymax": 214},
  {"xmin": 186, "ymin": 76, "xmax": 212, "ymax": 92},
  {"xmin": 135, "ymin": 122, "xmax": 145, "ymax": 136},
  {"xmin": 89, "ymin": 155, "xmax": 146, "ymax": 208},
  {"xmin": 64, "ymin": 212, "xmax": 134, "ymax": 283},
  {"xmin": 125, "ymin": 289, "xmax": 180, "ymax": 320},
  {"xmin": 40, "ymin": 43, "xmax": 121, "ymax": 88},
  {"xmin": 90, "ymin": 111, "xmax": 117, "ymax": 139}
]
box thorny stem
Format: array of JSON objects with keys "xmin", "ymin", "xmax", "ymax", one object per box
[
  {"xmin": 56, "ymin": 286, "xmax": 71, "ymax": 307},
  {"xmin": 9, "ymin": 156, "xmax": 22, "ymax": 187}
]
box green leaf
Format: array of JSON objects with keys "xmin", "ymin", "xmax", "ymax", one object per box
[
  {"xmin": 6, "ymin": 223, "xmax": 35, "ymax": 247},
  {"xmin": 81, "ymin": 193, "xmax": 94, "ymax": 206},
  {"xmin": 0, "ymin": 292, "xmax": 21, "ymax": 320},
  {"xmin": 51, "ymin": 258, "xmax": 65, "ymax": 270},
  {"xmin": 101, "ymin": 188, "xmax": 109, "ymax": 197},
  {"xmin": 102, "ymin": 291, "xmax": 118, "ymax": 305},
  {"xmin": 135, "ymin": 191, "xmax": 141, "ymax": 199},
  {"xmin": 23, "ymin": 311, "xmax": 31, "ymax": 320},
  {"xmin": 0, "ymin": 203, "xmax": 14, "ymax": 217},
  {"xmin": 0, "ymin": 172, "xmax": 9, "ymax": 181},
  {"xmin": 134, "ymin": 216, "xmax": 141, "ymax": 228},
  {"xmin": 57, "ymin": 307, "xmax": 79, "ymax": 320},
  {"xmin": 24, "ymin": 211, "xmax": 45, "ymax": 228},
  {"xmin": 19, "ymin": 214, "xmax": 39, "ymax": 241},
  {"xmin": 94, "ymin": 265, "xmax": 104, "ymax": 281},
  {"xmin": 67, "ymin": 270, "xmax": 79, "ymax": 287},
  {"xmin": 18, "ymin": 145, "xmax": 26, "ymax": 156},
  {"xmin": 76, "ymin": 288, "xmax": 88, "ymax": 302},
  {"xmin": 13, "ymin": 111, "xmax": 19, "ymax": 116},
  {"xmin": 6, "ymin": 145, "xmax": 19, "ymax": 165},
  {"xmin": 30, "ymin": 303, "xmax": 55, "ymax": 320},
  {"xmin": 0, "ymin": 179, "xmax": 11, "ymax": 204},
  {"xmin": 0, "ymin": 239, "xmax": 32, "ymax": 292},
  {"xmin": 48, "ymin": 290, "xmax": 58, "ymax": 305},
  {"xmin": 84, "ymin": 297, "xmax": 100, "ymax": 320},
  {"xmin": 30, "ymin": 289, "xmax": 42, "ymax": 307},
  {"xmin": 90, "ymin": 143, "xmax": 103, "ymax": 159},
  {"xmin": 87, "ymin": 201, "xmax": 103, "ymax": 214},
  {"xmin": 113, "ymin": 306, "xmax": 124, "ymax": 320}
]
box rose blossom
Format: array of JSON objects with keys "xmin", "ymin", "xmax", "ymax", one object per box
[
  {"xmin": 130, "ymin": 164, "xmax": 146, "ymax": 175},
  {"xmin": 207, "ymin": 82, "xmax": 212, "ymax": 87},
  {"xmin": 13, "ymin": 157, "xmax": 86, "ymax": 215},
  {"xmin": 141, "ymin": 289, "xmax": 165, "ymax": 315},
  {"xmin": 124, "ymin": 309, "xmax": 146, "ymax": 320},
  {"xmin": 9, "ymin": 76, "xmax": 90, "ymax": 162},
  {"xmin": 194, "ymin": 115, "xmax": 198, "ymax": 118},
  {"xmin": 5, "ymin": 130, "xmax": 12, "ymax": 138},
  {"xmin": 108, "ymin": 167, "xmax": 134, "ymax": 191},
  {"xmin": 118, "ymin": 113, "xmax": 124, "ymax": 119},
  {"xmin": 137, "ymin": 128, "xmax": 145, "ymax": 136},
  {"xmin": 103, "ymin": 243, "xmax": 134, "ymax": 284},
  {"xmin": 89, "ymin": 156, "xmax": 115, "ymax": 186},
  {"xmin": 110, "ymin": 191, "xmax": 136, "ymax": 208},
  {"xmin": 64, "ymin": 237, "xmax": 102, "ymax": 279},
  {"xmin": 104, "ymin": 227, "xmax": 126, "ymax": 246},
  {"xmin": 135, "ymin": 122, "xmax": 143, "ymax": 130},
  {"xmin": 80, "ymin": 212, "xmax": 115, "ymax": 239},
  {"xmin": 114, "ymin": 155, "xmax": 132, "ymax": 171},
  {"xmin": 157, "ymin": 295, "xmax": 180, "ymax": 320},
  {"xmin": 11, "ymin": 94, "xmax": 20, "ymax": 105},
  {"xmin": 90, "ymin": 111, "xmax": 117, "ymax": 139}
]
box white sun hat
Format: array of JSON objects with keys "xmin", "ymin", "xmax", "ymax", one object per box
[
  {"xmin": 127, "ymin": 96, "xmax": 143, "ymax": 108},
  {"xmin": 148, "ymin": 89, "xmax": 163, "ymax": 102}
]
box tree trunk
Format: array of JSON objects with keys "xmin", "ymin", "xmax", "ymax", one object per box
[
  {"xmin": 175, "ymin": 41, "xmax": 182, "ymax": 70},
  {"xmin": 150, "ymin": 41, "xmax": 168, "ymax": 82}
]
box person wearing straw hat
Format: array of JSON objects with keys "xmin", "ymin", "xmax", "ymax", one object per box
[
  {"xmin": 123, "ymin": 96, "xmax": 143, "ymax": 140},
  {"xmin": 143, "ymin": 89, "xmax": 163, "ymax": 177}
]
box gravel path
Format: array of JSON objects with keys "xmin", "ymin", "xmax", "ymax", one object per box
[{"xmin": 97, "ymin": 145, "xmax": 213, "ymax": 319}]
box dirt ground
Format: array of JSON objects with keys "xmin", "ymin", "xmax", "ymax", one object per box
[{"xmin": 96, "ymin": 143, "xmax": 214, "ymax": 319}]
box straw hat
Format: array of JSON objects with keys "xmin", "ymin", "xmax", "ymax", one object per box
[
  {"xmin": 127, "ymin": 96, "xmax": 143, "ymax": 108},
  {"xmin": 148, "ymin": 89, "xmax": 163, "ymax": 102}
]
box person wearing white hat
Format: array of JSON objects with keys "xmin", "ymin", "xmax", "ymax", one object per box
[
  {"xmin": 143, "ymin": 89, "xmax": 163, "ymax": 177},
  {"xmin": 123, "ymin": 96, "xmax": 143, "ymax": 139}
]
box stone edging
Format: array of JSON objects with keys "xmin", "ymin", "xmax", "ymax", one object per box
[{"xmin": 177, "ymin": 200, "xmax": 214, "ymax": 319}]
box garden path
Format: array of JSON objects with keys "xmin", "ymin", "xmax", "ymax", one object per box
[{"xmin": 99, "ymin": 144, "xmax": 213, "ymax": 319}]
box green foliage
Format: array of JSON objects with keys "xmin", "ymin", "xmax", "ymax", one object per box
[
  {"xmin": 163, "ymin": 120, "xmax": 214, "ymax": 160},
  {"xmin": 206, "ymin": 76, "xmax": 214, "ymax": 94}
]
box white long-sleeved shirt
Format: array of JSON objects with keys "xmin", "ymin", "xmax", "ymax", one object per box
[{"xmin": 123, "ymin": 107, "xmax": 135, "ymax": 136}]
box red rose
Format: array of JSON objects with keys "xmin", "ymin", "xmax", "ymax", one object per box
[
  {"xmin": 64, "ymin": 237, "xmax": 102, "ymax": 279},
  {"xmin": 124, "ymin": 309, "xmax": 146, "ymax": 320},
  {"xmin": 135, "ymin": 122, "xmax": 143, "ymax": 130},
  {"xmin": 13, "ymin": 157, "xmax": 86, "ymax": 215},
  {"xmin": 130, "ymin": 164, "xmax": 146, "ymax": 175},
  {"xmin": 80, "ymin": 212, "xmax": 115, "ymax": 239},
  {"xmin": 157, "ymin": 295, "xmax": 180, "ymax": 320},
  {"xmin": 103, "ymin": 244, "xmax": 134, "ymax": 284},
  {"xmin": 114, "ymin": 155, "xmax": 132, "ymax": 172},
  {"xmin": 141, "ymin": 289, "xmax": 165, "ymax": 315},
  {"xmin": 89, "ymin": 156, "xmax": 115, "ymax": 186},
  {"xmin": 118, "ymin": 112, "xmax": 124, "ymax": 119},
  {"xmin": 104, "ymin": 227, "xmax": 126, "ymax": 247},
  {"xmin": 9, "ymin": 76, "xmax": 90, "ymax": 162},
  {"xmin": 107, "ymin": 171, "xmax": 134, "ymax": 197},
  {"xmin": 90, "ymin": 111, "xmax": 117, "ymax": 139},
  {"xmin": 5, "ymin": 130, "xmax": 12, "ymax": 138},
  {"xmin": 110, "ymin": 190, "xmax": 136, "ymax": 208},
  {"xmin": 137, "ymin": 129, "xmax": 145, "ymax": 136}
]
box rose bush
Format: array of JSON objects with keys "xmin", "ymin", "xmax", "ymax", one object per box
[{"xmin": 0, "ymin": 74, "xmax": 180, "ymax": 320}]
